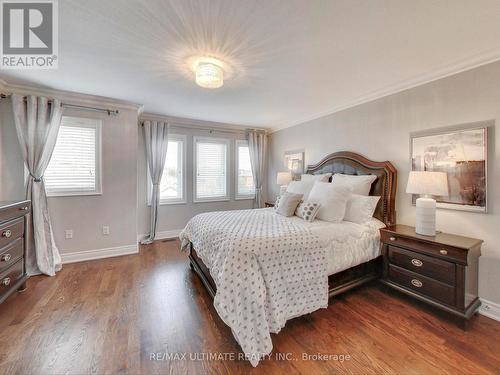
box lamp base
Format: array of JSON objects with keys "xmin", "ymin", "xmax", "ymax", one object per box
[
  {"xmin": 415, "ymin": 197, "xmax": 436, "ymax": 236},
  {"xmin": 279, "ymin": 185, "xmax": 287, "ymax": 195}
]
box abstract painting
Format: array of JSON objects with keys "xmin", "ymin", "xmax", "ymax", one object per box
[{"xmin": 410, "ymin": 122, "xmax": 489, "ymax": 212}]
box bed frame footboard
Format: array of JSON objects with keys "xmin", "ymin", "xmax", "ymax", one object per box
[{"xmin": 188, "ymin": 244, "xmax": 382, "ymax": 300}]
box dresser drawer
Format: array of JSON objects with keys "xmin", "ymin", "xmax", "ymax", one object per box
[
  {"xmin": 0, "ymin": 202, "xmax": 30, "ymax": 224},
  {"xmin": 0, "ymin": 259, "xmax": 24, "ymax": 297},
  {"xmin": 0, "ymin": 217, "xmax": 24, "ymax": 249},
  {"xmin": 388, "ymin": 265, "xmax": 456, "ymax": 306},
  {"xmin": 0, "ymin": 238, "xmax": 23, "ymax": 273},
  {"xmin": 381, "ymin": 231, "xmax": 466, "ymax": 264},
  {"xmin": 388, "ymin": 245, "xmax": 455, "ymax": 285}
]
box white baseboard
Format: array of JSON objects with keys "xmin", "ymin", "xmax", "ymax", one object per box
[
  {"xmin": 137, "ymin": 229, "xmax": 182, "ymax": 243},
  {"xmin": 61, "ymin": 244, "xmax": 139, "ymax": 264},
  {"xmin": 479, "ymin": 298, "xmax": 500, "ymax": 322}
]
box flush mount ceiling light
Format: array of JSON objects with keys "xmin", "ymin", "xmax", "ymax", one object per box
[{"xmin": 194, "ymin": 58, "xmax": 224, "ymax": 89}]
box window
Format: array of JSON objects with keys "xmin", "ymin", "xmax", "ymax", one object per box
[
  {"xmin": 45, "ymin": 116, "xmax": 101, "ymax": 196},
  {"xmin": 148, "ymin": 135, "xmax": 186, "ymax": 204},
  {"xmin": 194, "ymin": 137, "xmax": 230, "ymax": 202},
  {"xmin": 236, "ymin": 140, "xmax": 255, "ymax": 199}
]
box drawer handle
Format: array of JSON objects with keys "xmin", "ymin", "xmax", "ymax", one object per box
[
  {"xmin": 0, "ymin": 253, "xmax": 11, "ymax": 262},
  {"xmin": 411, "ymin": 279, "xmax": 423, "ymax": 288},
  {"xmin": 439, "ymin": 249, "xmax": 448, "ymax": 255},
  {"xmin": 19, "ymin": 206, "xmax": 28, "ymax": 211},
  {"xmin": 2, "ymin": 230, "xmax": 12, "ymax": 238},
  {"xmin": 1, "ymin": 277, "xmax": 11, "ymax": 286},
  {"xmin": 411, "ymin": 259, "xmax": 423, "ymax": 267},
  {"xmin": 389, "ymin": 237, "xmax": 396, "ymax": 241}
]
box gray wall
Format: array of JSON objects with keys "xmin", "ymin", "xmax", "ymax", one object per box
[
  {"xmin": 268, "ymin": 61, "xmax": 500, "ymax": 304},
  {"xmin": 49, "ymin": 107, "xmax": 139, "ymax": 253},
  {"xmin": 137, "ymin": 124, "xmax": 254, "ymax": 237}
]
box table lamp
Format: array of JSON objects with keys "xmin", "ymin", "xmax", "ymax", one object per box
[
  {"xmin": 406, "ymin": 171, "xmax": 449, "ymax": 236},
  {"xmin": 277, "ymin": 171, "xmax": 292, "ymax": 196}
]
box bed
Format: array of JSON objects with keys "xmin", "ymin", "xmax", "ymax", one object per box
[{"xmin": 180, "ymin": 151, "xmax": 397, "ymax": 366}]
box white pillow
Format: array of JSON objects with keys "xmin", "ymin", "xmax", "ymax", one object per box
[
  {"xmin": 276, "ymin": 192, "xmax": 303, "ymax": 217},
  {"xmin": 301, "ymin": 173, "xmax": 332, "ymax": 183},
  {"xmin": 307, "ymin": 182, "xmax": 351, "ymax": 223},
  {"xmin": 331, "ymin": 174, "xmax": 377, "ymax": 196},
  {"xmin": 344, "ymin": 194, "xmax": 381, "ymax": 224},
  {"xmin": 286, "ymin": 180, "xmax": 315, "ymax": 200}
]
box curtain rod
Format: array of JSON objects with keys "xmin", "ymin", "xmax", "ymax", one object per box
[
  {"xmin": 0, "ymin": 93, "xmax": 119, "ymax": 116},
  {"xmin": 139, "ymin": 120, "xmax": 267, "ymax": 135}
]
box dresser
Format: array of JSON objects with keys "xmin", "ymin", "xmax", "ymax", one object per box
[
  {"xmin": 0, "ymin": 200, "xmax": 30, "ymax": 304},
  {"xmin": 380, "ymin": 224, "xmax": 482, "ymax": 329}
]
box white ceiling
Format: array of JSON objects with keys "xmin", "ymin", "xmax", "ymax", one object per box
[{"xmin": 3, "ymin": 0, "xmax": 500, "ymax": 130}]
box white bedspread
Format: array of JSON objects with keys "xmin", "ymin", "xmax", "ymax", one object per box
[
  {"xmin": 304, "ymin": 217, "xmax": 385, "ymax": 275},
  {"xmin": 179, "ymin": 208, "xmax": 383, "ymax": 366}
]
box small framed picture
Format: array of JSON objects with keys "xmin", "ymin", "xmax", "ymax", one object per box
[{"xmin": 284, "ymin": 150, "xmax": 304, "ymax": 180}]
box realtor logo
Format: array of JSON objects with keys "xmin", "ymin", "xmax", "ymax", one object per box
[{"xmin": 0, "ymin": 0, "xmax": 58, "ymax": 69}]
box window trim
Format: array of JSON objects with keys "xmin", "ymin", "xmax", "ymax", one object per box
[
  {"xmin": 235, "ymin": 139, "xmax": 256, "ymax": 200},
  {"xmin": 193, "ymin": 136, "xmax": 231, "ymax": 203},
  {"xmin": 147, "ymin": 134, "xmax": 187, "ymax": 206},
  {"xmin": 45, "ymin": 116, "xmax": 102, "ymax": 198}
]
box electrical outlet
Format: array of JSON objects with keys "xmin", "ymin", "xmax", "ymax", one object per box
[
  {"xmin": 102, "ymin": 226, "xmax": 110, "ymax": 235},
  {"xmin": 65, "ymin": 230, "xmax": 73, "ymax": 239}
]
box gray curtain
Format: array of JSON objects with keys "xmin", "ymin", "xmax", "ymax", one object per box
[
  {"xmin": 12, "ymin": 95, "xmax": 63, "ymax": 276},
  {"xmin": 141, "ymin": 120, "xmax": 169, "ymax": 245},
  {"xmin": 248, "ymin": 130, "xmax": 268, "ymax": 208}
]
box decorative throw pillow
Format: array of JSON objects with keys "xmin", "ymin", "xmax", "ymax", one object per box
[
  {"xmin": 276, "ymin": 192, "xmax": 303, "ymax": 217},
  {"xmin": 295, "ymin": 201, "xmax": 321, "ymax": 222},
  {"xmin": 286, "ymin": 180, "xmax": 315, "ymax": 200},
  {"xmin": 307, "ymin": 182, "xmax": 352, "ymax": 223},
  {"xmin": 344, "ymin": 194, "xmax": 381, "ymax": 224},
  {"xmin": 301, "ymin": 173, "xmax": 332, "ymax": 183},
  {"xmin": 331, "ymin": 173, "xmax": 377, "ymax": 196}
]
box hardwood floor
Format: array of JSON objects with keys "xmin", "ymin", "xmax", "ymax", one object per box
[{"xmin": 0, "ymin": 239, "xmax": 499, "ymax": 375}]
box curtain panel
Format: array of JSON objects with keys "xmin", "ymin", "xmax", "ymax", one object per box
[
  {"xmin": 141, "ymin": 120, "xmax": 169, "ymax": 244},
  {"xmin": 12, "ymin": 95, "xmax": 63, "ymax": 276},
  {"xmin": 248, "ymin": 130, "xmax": 268, "ymax": 208}
]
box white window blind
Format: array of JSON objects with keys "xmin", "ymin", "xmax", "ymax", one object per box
[
  {"xmin": 195, "ymin": 138, "xmax": 229, "ymax": 201},
  {"xmin": 44, "ymin": 116, "xmax": 101, "ymax": 196},
  {"xmin": 157, "ymin": 137, "xmax": 185, "ymax": 203},
  {"xmin": 236, "ymin": 141, "xmax": 255, "ymax": 198}
]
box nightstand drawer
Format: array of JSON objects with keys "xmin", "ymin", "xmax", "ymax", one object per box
[
  {"xmin": 381, "ymin": 231, "xmax": 466, "ymax": 264},
  {"xmin": 388, "ymin": 265, "xmax": 455, "ymax": 306},
  {"xmin": 388, "ymin": 245, "xmax": 455, "ymax": 285}
]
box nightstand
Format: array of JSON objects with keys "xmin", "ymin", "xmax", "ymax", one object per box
[
  {"xmin": 264, "ymin": 201, "xmax": 275, "ymax": 208},
  {"xmin": 380, "ymin": 224, "xmax": 482, "ymax": 329}
]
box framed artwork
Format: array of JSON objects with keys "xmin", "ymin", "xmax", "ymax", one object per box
[
  {"xmin": 284, "ymin": 150, "xmax": 304, "ymax": 180},
  {"xmin": 410, "ymin": 121, "xmax": 491, "ymax": 212}
]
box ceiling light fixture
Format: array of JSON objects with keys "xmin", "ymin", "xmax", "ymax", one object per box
[{"xmin": 195, "ymin": 60, "xmax": 224, "ymax": 89}]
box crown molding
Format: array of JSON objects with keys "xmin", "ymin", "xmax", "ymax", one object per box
[
  {"xmin": 141, "ymin": 112, "xmax": 269, "ymax": 134},
  {"xmin": 0, "ymin": 79, "xmax": 143, "ymax": 111},
  {"xmin": 270, "ymin": 47, "xmax": 500, "ymax": 133}
]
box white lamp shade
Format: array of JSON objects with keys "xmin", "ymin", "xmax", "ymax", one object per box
[
  {"xmin": 276, "ymin": 171, "xmax": 292, "ymax": 185},
  {"xmin": 406, "ymin": 171, "xmax": 449, "ymax": 197}
]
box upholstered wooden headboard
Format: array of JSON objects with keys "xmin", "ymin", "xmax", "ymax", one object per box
[{"xmin": 305, "ymin": 151, "xmax": 397, "ymax": 226}]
